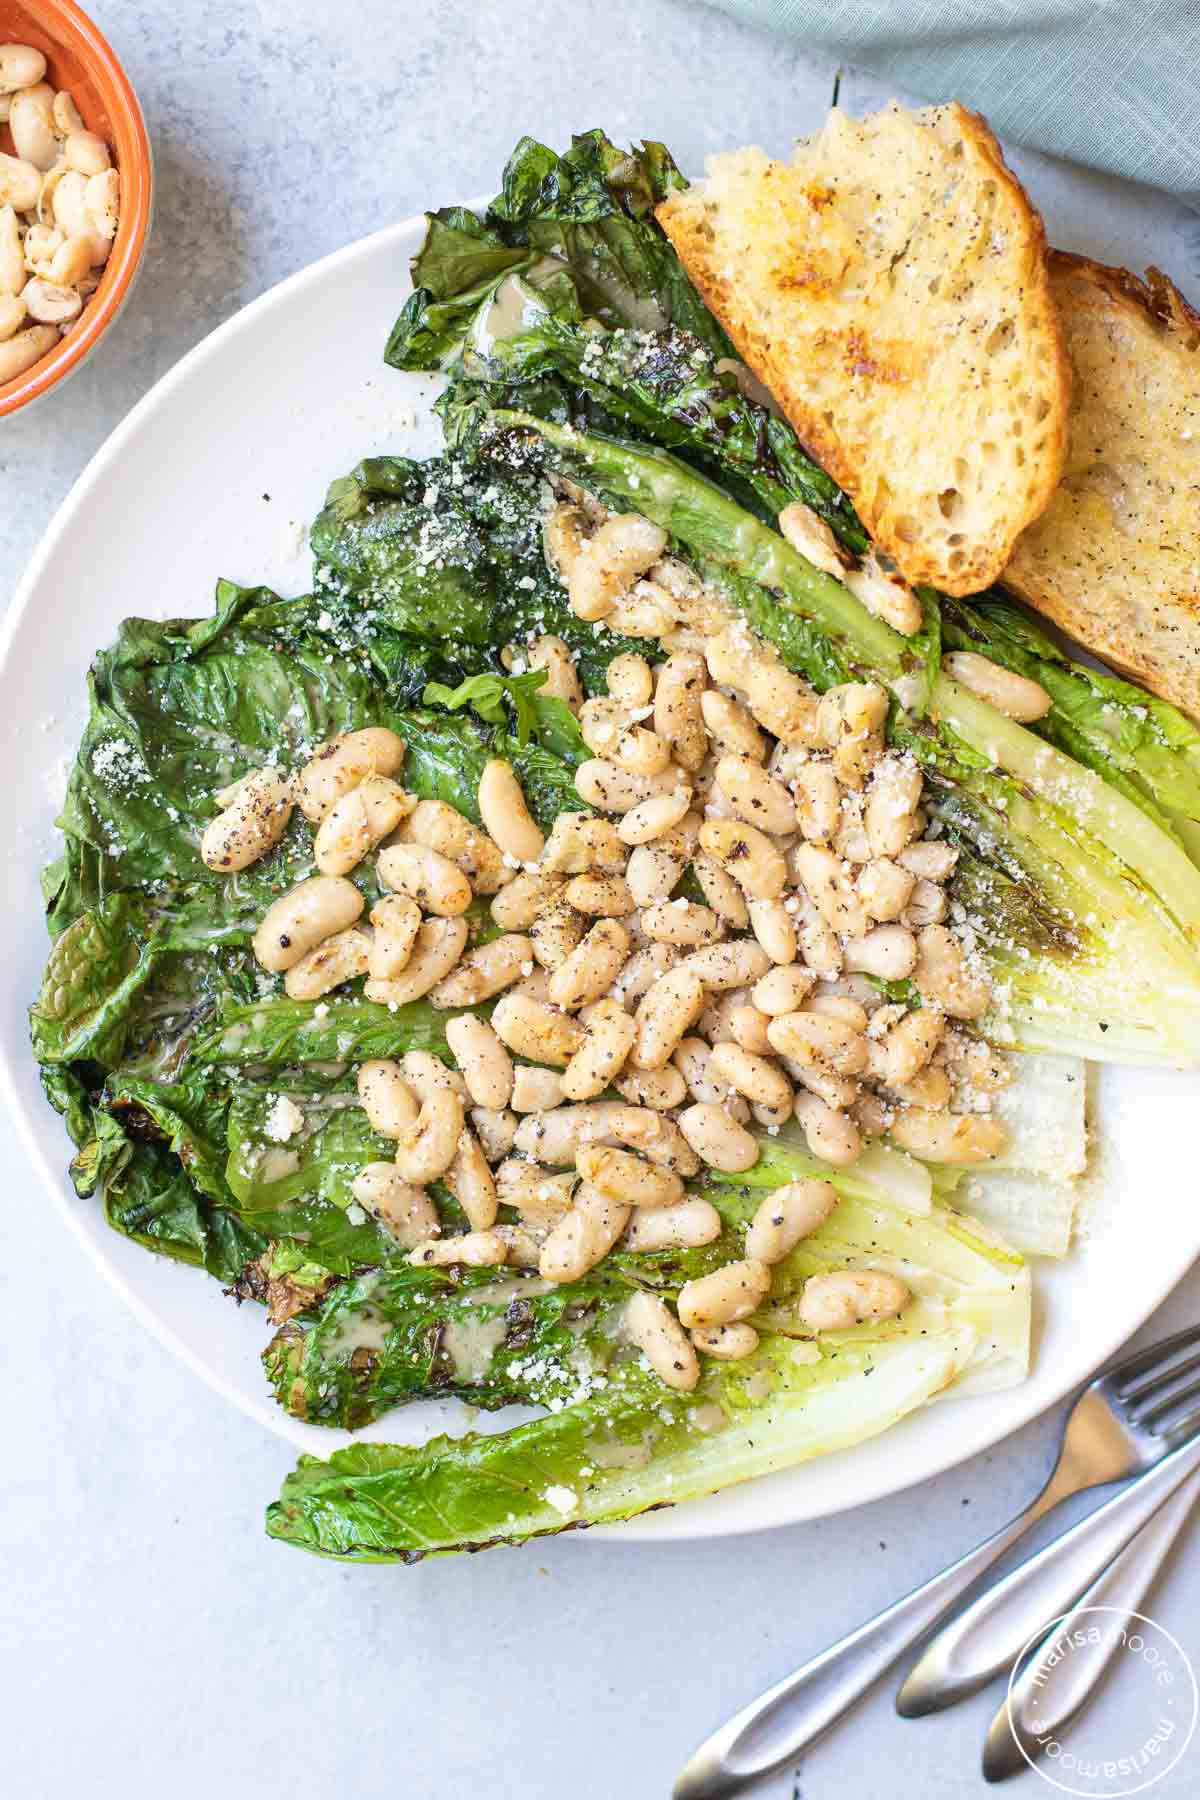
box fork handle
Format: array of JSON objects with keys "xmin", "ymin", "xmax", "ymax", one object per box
[
  {"xmin": 673, "ymin": 1497, "xmax": 1057, "ymax": 1800},
  {"xmin": 896, "ymin": 1432, "xmax": 1200, "ymax": 1718},
  {"xmin": 982, "ymin": 1468, "xmax": 1200, "ymax": 1782}
]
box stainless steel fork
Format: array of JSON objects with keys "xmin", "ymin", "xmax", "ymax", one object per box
[{"xmin": 674, "ymin": 1325, "xmax": 1200, "ymax": 1800}]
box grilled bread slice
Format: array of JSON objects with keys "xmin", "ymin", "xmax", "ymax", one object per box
[
  {"xmin": 657, "ymin": 102, "xmax": 1069, "ymax": 596},
  {"xmin": 1004, "ymin": 254, "xmax": 1200, "ymax": 721}
]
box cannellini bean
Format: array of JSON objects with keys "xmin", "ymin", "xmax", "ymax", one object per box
[
  {"xmin": 575, "ymin": 757, "xmax": 684, "ymax": 814},
  {"xmin": 632, "ymin": 966, "xmax": 706, "ymax": 1070},
  {"xmin": 511, "ymin": 1065, "xmax": 564, "ymax": 1113},
  {"xmin": 816, "ymin": 682, "xmax": 888, "ymax": 788},
  {"xmin": 611, "ymin": 941, "xmax": 679, "ymax": 1006},
  {"xmin": 899, "ymin": 840, "xmax": 958, "ymax": 881},
  {"xmin": 544, "ymin": 501, "xmax": 586, "ymax": 578},
  {"xmin": 606, "ymin": 1106, "xmax": 700, "ymax": 1177},
  {"xmin": 751, "ymin": 965, "xmax": 818, "ymax": 1015},
  {"xmin": 872, "ymin": 1007, "xmax": 944, "ymax": 1085},
  {"xmin": 625, "ymin": 1292, "xmax": 700, "ymax": 1391},
  {"xmin": 0, "ymin": 204, "xmax": 23, "ymax": 295},
  {"xmin": 682, "ymin": 939, "xmax": 771, "ymax": 991},
  {"xmin": 401, "ymin": 797, "xmax": 510, "ymax": 893},
  {"xmin": 698, "ymin": 818, "xmax": 787, "ymax": 900},
  {"xmin": 539, "ymin": 1184, "xmax": 630, "ymax": 1282},
  {"xmin": 672, "ymin": 1037, "xmax": 726, "ymax": 1106},
  {"xmin": 495, "ymin": 1158, "xmax": 576, "ymax": 1223},
  {"xmin": 611, "ymin": 724, "xmax": 673, "ymax": 777},
  {"xmin": 807, "ymin": 994, "xmax": 869, "ymax": 1030},
  {"xmin": 429, "ymin": 933, "xmax": 534, "ymax": 1008},
  {"xmin": 701, "ymin": 690, "xmax": 766, "ymax": 761},
  {"xmin": 514, "ymin": 1102, "xmax": 614, "ymax": 1162},
  {"xmin": 367, "ymin": 894, "xmax": 422, "ymax": 980},
  {"xmin": 625, "ymin": 1198, "xmax": 722, "ymax": 1251},
  {"xmin": 791, "ymin": 844, "xmax": 869, "ymax": 940},
  {"xmin": 491, "ymin": 868, "xmax": 563, "ymax": 929},
  {"xmin": 641, "ymin": 899, "xmax": 724, "ymax": 948},
  {"xmin": 677, "ymin": 1102, "xmax": 759, "ymax": 1173},
  {"xmin": 890, "ymin": 1064, "xmax": 953, "ymax": 1108},
  {"xmin": 891, "ymin": 1108, "xmax": 1004, "ymax": 1163},
  {"xmin": 0, "ymin": 291, "xmax": 24, "ymax": 339},
  {"xmin": 792, "ymin": 759, "xmax": 841, "ymax": 843},
  {"xmin": 444, "ymin": 1126, "xmax": 498, "ymax": 1229},
  {"xmin": 747, "ymin": 897, "xmax": 797, "ymax": 965},
  {"xmin": 691, "ymin": 1322, "xmax": 760, "ymax": 1361},
  {"xmin": 548, "ymin": 917, "xmax": 631, "ymax": 1010},
  {"xmin": 52, "ymin": 91, "xmax": 85, "ymax": 134},
  {"xmin": 297, "ymin": 727, "xmax": 405, "ymax": 822},
  {"xmin": 284, "ymin": 926, "xmax": 371, "ymax": 999},
  {"xmin": 0, "ymin": 44, "xmax": 47, "ymax": 92},
  {"xmin": 678, "ymin": 1259, "xmax": 771, "ymax": 1329},
  {"xmin": 364, "ymin": 916, "xmax": 469, "ymax": 1006},
  {"xmin": 843, "ymin": 924, "xmax": 918, "ymax": 980},
  {"xmin": 577, "ymin": 1144, "xmax": 682, "ymax": 1208},
  {"xmin": 745, "ymin": 1179, "xmax": 838, "ymax": 1263},
  {"xmin": 767, "ymin": 1010, "xmax": 867, "ymax": 1076},
  {"xmin": 745, "ymin": 656, "xmax": 822, "ymax": 748},
  {"xmin": 903, "ymin": 878, "xmax": 948, "ymax": 928},
  {"xmin": 528, "ymin": 633, "xmax": 583, "ymax": 711},
  {"xmin": 799, "ymin": 1269, "xmax": 911, "ymax": 1330},
  {"xmin": 943, "ymin": 651, "xmax": 1051, "ymax": 723},
  {"xmin": 392, "ymin": 1084, "xmax": 465, "ymax": 1185},
  {"xmin": 653, "ymin": 807, "xmax": 702, "ymax": 862},
  {"xmin": 253, "ymin": 875, "xmax": 364, "ymax": 972},
  {"xmin": 618, "ymin": 789, "xmax": 693, "ymax": 846},
  {"xmin": 793, "ymin": 1092, "xmax": 862, "ymax": 1166},
  {"xmin": 530, "ymin": 896, "xmax": 586, "ymax": 971},
  {"xmin": 0, "ymin": 321, "xmax": 57, "ymax": 380},
  {"xmin": 714, "ymin": 754, "xmax": 797, "ymax": 836},
  {"xmin": 580, "ymin": 695, "xmax": 635, "ymax": 756},
  {"xmin": 728, "ymin": 1004, "xmax": 774, "ymax": 1056},
  {"xmin": 351, "ymin": 1164, "xmax": 438, "ymax": 1247},
  {"xmin": 200, "ymin": 768, "xmax": 294, "ymax": 871},
  {"xmin": 777, "ymin": 501, "xmax": 849, "ymax": 578},
  {"xmin": 84, "ymin": 167, "xmax": 119, "ymax": 239},
  {"xmin": 914, "ymin": 924, "xmax": 990, "ymax": 1020},
  {"xmin": 47, "ymin": 233, "xmax": 94, "ymax": 288},
  {"xmin": 568, "ymin": 512, "xmax": 667, "ymax": 620},
  {"xmin": 315, "ymin": 774, "xmax": 412, "ymax": 876},
  {"xmin": 710, "ymin": 1041, "xmax": 792, "ymax": 1111},
  {"xmin": 400, "ymin": 1050, "xmax": 470, "ymax": 1105},
  {"xmin": 858, "ymin": 858, "xmax": 916, "ymax": 922},
  {"xmin": 865, "ymin": 753, "xmax": 924, "ymax": 858},
  {"xmin": 787, "ymin": 1056, "xmax": 861, "ymax": 1111},
  {"xmin": 541, "ymin": 811, "xmax": 627, "ymax": 874},
  {"xmin": 471, "ymin": 1107, "xmax": 518, "ymax": 1161},
  {"xmin": 491, "ymin": 993, "xmax": 584, "ymax": 1067},
  {"xmin": 561, "ymin": 998, "xmax": 637, "ymax": 1100},
  {"xmin": 654, "ymin": 650, "xmax": 708, "ymax": 771},
  {"xmin": 606, "ymin": 652, "xmax": 654, "ymax": 706},
  {"xmin": 478, "ymin": 758, "xmax": 544, "ymax": 863},
  {"xmin": 706, "ymin": 626, "xmax": 765, "ymax": 695},
  {"xmin": 50, "ymin": 168, "xmax": 90, "ymax": 237},
  {"xmin": 562, "ymin": 871, "xmax": 636, "ymax": 916},
  {"xmin": 445, "ymin": 1014, "xmax": 513, "ymax": 1109},
  {"xmin": 625, "ymin": 845, "xmax": 682, "ymax": 907},
  {"xmin": 21, "ymin": 275, "xmax": 79, "ymax": 324},
  {"xmin": 9, "ymin": 85, "xmax": 57, "ymax": 171},
  {"xmin": 64, "ymin": 130, "xmax": 111, "ymax": 178},
  {"xmin": 692, "ymin": 851, "xmax": 750, "ymax": 927},
  {"xmin": 409, "ymin": 1229, "xmax": 508, "ymax": 1269},
  {"xmin": 613, "ymin": 1065, "xmax": 687, "ymax": 1111},
  {"xmin": 846, "ymin": 552, "xmax": 922, "ymax": 635},
  {"xmin": 357, "ymin": 1060, "xmax": 420, "ymax": 1138}
]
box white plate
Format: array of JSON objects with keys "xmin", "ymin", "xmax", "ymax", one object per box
[{"xmin": 2, "ymin": 211, "xmax": 1196, "ymax": 1542}]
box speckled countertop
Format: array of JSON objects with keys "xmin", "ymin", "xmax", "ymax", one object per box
[{"xmin": 2, "ymin": 5, "xmax": 1198, "ymax": 1797}]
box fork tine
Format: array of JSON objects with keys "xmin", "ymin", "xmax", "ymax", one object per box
[
  {"xmin": 1140, "ymin": 1375, "xmax": 1200, "ymax": 1436},
  {"xmin": 1108, "ymin": 1325, "xmax": 1200, "ymax": 1394},
  {"xmin": 1161, "ymin": 1403, "xmax": 1200, "ymax": 1452},
  {"xmin": 1122, "ymin": 1346, "xmax": 1200, "ymax": 1410}
]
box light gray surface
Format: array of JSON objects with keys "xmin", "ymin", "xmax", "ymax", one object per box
[{"xmin": 2, "ymin": 4, "xmax": 1198, "ymax": 1798}]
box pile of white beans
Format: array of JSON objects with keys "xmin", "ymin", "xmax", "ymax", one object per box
[
  {"xmin": 0, "ymin": 43, "xmax": 120, "ymax": 383},
  {"xmin": 198, "ymin": 486, "xmax": 1015, "ymax": 1392}
]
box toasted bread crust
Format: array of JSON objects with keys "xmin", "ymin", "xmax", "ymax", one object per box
[
  {"xmin": 657, "ymin": 103, "xmax": 1070, "ymax": 597},
  {"xmin": 1003, "ymin": 253, "xmax": 1200, "ymax": 720}
]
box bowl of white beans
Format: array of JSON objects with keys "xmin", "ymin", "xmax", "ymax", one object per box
[{"xmin": 0, "ymin": 0, "xmax": 150, "ymax": 415}]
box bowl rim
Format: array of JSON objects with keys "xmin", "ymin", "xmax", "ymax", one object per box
[{"xmin": 0, "ymin": 0, "xmax": 152, "ymax": 417}]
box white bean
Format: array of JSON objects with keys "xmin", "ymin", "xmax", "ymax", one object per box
[
  {"xmin": 470, "ymin": 1107, "xmax": 518, "ymax": 1161},
  {"xmin": 714, "ymin": 753, "xmax": 797, "ymax": 836},
  {"xmin": 641, "ymin": 899, "xmax": 724, "ymax": 948},
  {"xmin": 792, "ymin": 759, "xmax": 840, "ymax": 843},
  {"xmin": 625, "ymin": 1198, "xmax": 722, "ymax": 1252},
  {"xmin": 528, "ymin": 634, "xmax": 583, "ymax": 711},
  {"xmin": 47, "ymin": 233, "xmax": 94, "ymax": 288},
  {"xmin": 529, "ymin": 897, "xmax": 586, "ymax": 971},
  {"xmin": 625, "ymin": 845, "xmax": 683, "ymax": 907},
  {"xmin": 751, "ymin": 965, "xmax": 817, "ymax": 1015},
  {"xmin": 445, "ymin": 1014, "xmax": 513, "ymax": 1109},
  {"xmin": 857, "ymin": 858, "xmax": 916, "ymax": 922},
  {"xmin": 632, "ymin": 966, "xmax": 706, "ymax": 1070},
  {"xmin": 727, "ymin": 1004, "xmax": 774, "ymax": 1055},
  {"xmin": 65, "ymin": 131, "xmax": 111, "ymax": 178},
  {"xmin": 575, "ymin": 756, "xmax": 685, "ymax": 814},
  {"xmin": 872, "ymin": 1008, "xmax": 944, "ymax": 1085},
  {"xmin": 692, "ymin": 851, "xmax": 750, "ymax": 928},
  {"xmin": 491, "ymin": 993, "xmax": 584, "ymax": 1067},
  {"xmin": 0, "ymin": 320, "xmax": 56, "ymax": 383},
  {"xmin": 611, "ymin": 942, "xmax": 678, "ymax": 1006},
  {"xmin": 0, "ymin": 151, "xmax": 41, "ymax": 211},
  {"xmin": 52, "ymin": 91, "xmax": 85, "ymax": 135},
  {"xmin": 541, "ymin": 811, "xmax": 627, "ymax": 874},
  {"xmin": 561, "ymin": 999, "xmax": 637, "ymax": 1100},
  {"xmin": 0, "ymin": 291, "xmax": 24, "ymax": 340},
  {"xmin": 514, "ymin": 1103, "xmax": 614, "ymax": 1163},
  {"xmin": 608, "ymin": 1106, "xmax": 700, "ymax": 1177},
  {"xmin": 625, "ymin": 1292, "xmax": 700, "ymax": 1391},
  {"xmin": 478, "ymin": 758, "xmax": 545, "ymax": 863},
  {"xmin": 806, "ymin": 994, "xmax": 869, "ymax": 1030},
  {"xmin": 777, "ymin": 501, "xmax": 848, "ymax": 578},
  {"xmin": 709, "ymin": 1041, "xmax": 792, "ymax": 1111},
  {"xmin": 84, "ymin": 168, "xmax": 119, "ymax": 239},
  {"xmin": 617, "ymin": 789, "xmax": 692, "ymax": 846},
  {"xmin": 864, "ymin": 753, "xmax": 924, "ymax": 859},
  {"xmin": 799, "ymin": 1269, "xmax": 911, "ymax": 1331},
  {"xmin": 51, "ymin": 168, "xmax": 90, "ymax": 238},
  {"xmin": 9, "ymin": 85, "xmax": 57, "ymax": 171},
  {"xmin": 890, "ymin": 1108, "xmax": 1004, "ymax": 1164},
  {"xmin": 562, "ymin": 871, "xmax": 636, "ymax": 916},
  {"xmin": 409, "ymin": 1230, "xmax": 508, "ymax": 1269},
  {"xmin": 539, "ymin": 1184, "xmax": 630, "ymax": 1282},
  {"xmin": 606, "ymin": 652, "xmax": 654, "ymax": 707},
  {"xmin": 843, "ymin": 924, "xmax": 918, "ymax": 980},
  {"xmin": 253, "ymin": 876, "xmax": 364, "ymax": 972},
  {"xmin": 314, "ymin": 774, "xmax": 412, "ymax": 876},
  {"xmin": 613, "ymin": 1065, "xmax": 687, "ymax": 1111},
  {"xmin": 943, "ymin": 652, "xmax": 1051, "ymax": 723},
  {"xmin": 677, "ymin": 1259, "xmax": 771, "ymax": 1329},
  {"xmin": 745, "ymin": 1179, "xmax": 838, "ymax": 1263},
  {"xmin": 490, "ymin": 869, "xmax": 563, "ymax": 929},
  {"xmin": 365, "ymin": 916, "xmax": 469, "ymax": 1006},
  {"xmin": 903, "ymin": 878, "xmax": 948, "ymax": 928},
  {"xmin": 691, "ymin": 1322, "xmax": 759, "ymax": 1361},
  {"xmin": 816, "ymin": 682, "xmax": 888, "ymax": 788},
  {"xmin": 747, "ymin": 897, "xmax": 797, "ymax": 966},
  {"xmin": 846, "ymin": 553, "xmax": 922, "ymax": 634},
  {"xmin": 20, "ymin": 276, "xmax": 79, "ymax": 324},
  {"xmin": 0, "ymin": 204, "xmax": 23, "ymax": 295},
  {"xmin": 700, "ymin": 689, "xmax": 766, "ymax": 761},
  {"xmin": 351, "ymin": 1164, "xmax": 438, "ymax": 1248},
  {"xmin": 767, "ymin": 1009, "xmax": 867, "ymax": 1076},
  {"xmin": 428, "ymin": 933, "xmax": 534, "ymax": 1008},
  {"xmin": 200, "ymin": 768, "xmax": 294, "ymax": 872},
  {"xmin": 577, "ymin": 1144, "xmax": 682, "ymax": 1208},
  {"xmin": 357, "ymin": 1060, "xmax": 419, "ymax": 1138},
  {"xmin": 914, "ymin": 924, "xmax": 990, "ymax": 1020},
  {"xmin": 494, "ymin": 1158, "xmax": 576, "ymax": 1223},
  {"xmin": 793, "ymin": 1092, "xmax": 862, "ymax": 1166},
  {"xmin": 510, "ymin": 1065, "xmax": 564, "ymax": 1113},
  {"xmin": 401, "ymin": 797, "xmax": 510, "ymax": 893},
  {"xmin": 698, "ymin": 818, "xmax": 787, "ymax": 900},
  {"xmin": 0, "ymin": 44, "xmax": 47, "ymax": 92},
  {"xmin": 899, "ymin": 841, "xmax": 958, "ymax": 881},
  {"xmin": 367, "ymin": 894, "xmax": 422, "ymax": 979},
  {"xmin": 283, "ymin": 926, "xmax": 371, "ymax": 999},
  {"xmin": 568, "ymin": 513, "xmax": 666, "ymax": 620},
  {"xmin": 677, "ymin": 1102, "xmax": 759, "ymax": 1173},
  {"xmin": 654, "ymin": 650, "xmax": 708, "ymax": 771},
  {"xmin": 682, "ymin": 939, "xmax": 771, "ymax": 991},
  {"xmin": 444, "ymin": 1126, "xmax": 498, "ymax": 1229},
  {"xmin": 548, "ymin": 917, "xmax": 632, "ymax": 1011},
  {"xmin": 393, "ymin": 1085, "xmax": 465, "ymax": 1185},
  {"xmin": 297, "ymin": 727, "xmax": 405, "ymax": 822}
]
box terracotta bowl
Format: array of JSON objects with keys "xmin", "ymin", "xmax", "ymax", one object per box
[{"xmin": 0, "ymin": 0, "xmax": 151, "ymax": 415}]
